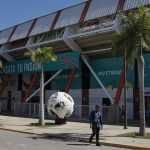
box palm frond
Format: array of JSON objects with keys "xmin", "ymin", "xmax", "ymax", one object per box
[
  {"xmin": 112, "ymin": 6, "xmax": 150, "ymax": 64},
  {"xmin": 24, "ymin": 51, "xmax": 31, "ymax": 56},
  {"xmin": 24, "ymin": 47, "xmax": 57, "ymax": 63}
]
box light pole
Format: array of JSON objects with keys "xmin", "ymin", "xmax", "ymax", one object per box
[{"xmin": 124, "ymin": 50, "xmax": 128, "ymax": 129}]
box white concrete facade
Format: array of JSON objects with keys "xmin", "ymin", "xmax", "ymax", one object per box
[
  {"xmin": 0, "ymin": 73, "xmax": 134, "ymax": 119},
  {"xmin": 89, "ymin": 88, "xmax": 133, "ymax": 119}
]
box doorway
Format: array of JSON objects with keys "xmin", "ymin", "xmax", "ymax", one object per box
[
  {"xmin": 102, "ymin": 98, "xmax": 111, "ymax": 106},
  {"xmin": 145, "ymin": 96, "xmax": 150, "ymax": 125},
  {"xmin": 145, "ymin": 96, "xmax": 150, "ymax": 109},
  {"xmin": 7, "ymin": 91, "xmax": 11, "ymax": 112},
  {"xmin": 82, "ymin": 89, "xmax": 89, "ymax": 118},
  {"xmin": 102, "ymin": 98, "xmax": 111, "ymax": 118}
]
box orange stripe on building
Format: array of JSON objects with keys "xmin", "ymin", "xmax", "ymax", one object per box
[
  {"xmin": 114, "ymin": 0, "xmax": 127, "ymax": 105},
  {"xmin": 116, "ymin": 0, "xmax": 126, "ymax": 13},
  {"xmin": 65, "ymin": 67, "xmax": 77, "ymax": 93},
  {"xmin": 114, "ymin": 59, "xmax": 128, "ymax": 105},
  {"xmin": 50, "ymin": 10, "xmax": 62, "ymax": 31},
  {"xmin": 79, "ymin": 0, "xmax": 92, "ymax": 23},
  {"xmin": 23, "ymin": 73, "xmax": 39, "ymax": 102},
  {"xmin": 26, "ymin": 19, "xmax": 37, "ymax": 37},
  {"xmin": 7, "ymin": 25, "xmax": 17, "ymax": 42}
]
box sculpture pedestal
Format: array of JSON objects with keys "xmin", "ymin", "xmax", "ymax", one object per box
[{"xmin": 55, "ymin": 117, "xmax": 67, "ymax": 124}]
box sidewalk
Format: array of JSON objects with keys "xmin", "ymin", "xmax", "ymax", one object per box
[{"xmin": 0, "ymin": 115, "xmax": 150, "ymax": 150}]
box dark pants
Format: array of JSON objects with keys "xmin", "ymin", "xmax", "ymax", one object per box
[
  {"xmin": 120, "ymin": 112, "xmax": 125, "ymax": 121},
  {"xmin": 89, "ymin": 127, "xmax": 100, "ymax": 144}
]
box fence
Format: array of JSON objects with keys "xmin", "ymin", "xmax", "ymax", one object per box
[
  {"xmin": 0, "ymin": 102, "xmax": 1, "ymax": 113},
  {"xmin": 13, "ymin": 103, "xmax": 111, "ymax": 122}
]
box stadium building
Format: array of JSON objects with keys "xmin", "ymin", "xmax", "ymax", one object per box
[{"xmin": 0, "ymin": 0, "xmax": 150, "ymax": 120}]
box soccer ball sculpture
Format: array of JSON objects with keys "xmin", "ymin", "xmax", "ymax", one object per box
[{"xmin": 47, "ymin": 92, "xmax": 74, "ymax": 119}]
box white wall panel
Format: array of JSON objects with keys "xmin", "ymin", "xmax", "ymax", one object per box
[
  {"xmin": 89, "ymin": 88, "xmax": 133, "ymax": 119},
  {"xmin": 0, "ymin": 27, "xmax": 14, "ymax": 44},
  {"xmin": 10, "ymin": 21, "xmax": 33, "ymax": 41},
  {"xmin": 45, "ymin": 90, "xmax": 58, "ymax": 104},
  {"xmin": 85, "ymin": 0, "xmax": 119, "ymax": 21},
  {"xmin": 124, "ymin": 0, "xmax": 150, "ymax": 10},
  {"xmin": 69, "ymin": 89, "xmax": 82, "ymax": 118},
  {"xmin": 30, "ymin": 13, "xmax": 56, "ymax": 36},
  {"xmin": 68, "ymin": 89, "xmax": 82, "ymax": 105},
  {"xmin": 11, "ymin": 91, "xmax": 21, "ymax": 111},
  {"xmin": 54, "ymin": 3, "xmax": 85, "ymax": 29},
  {"xmin": 0, "ymin": 75, "xmax": 18, "ymax": 112}
]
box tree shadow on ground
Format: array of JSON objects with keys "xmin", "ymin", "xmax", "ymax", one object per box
[
  {"xmin": 25, "ymin": 122, "xmax": 62, "ymax": 129},
  {"xmin": 67, "ymin": 143, "xmax": 91, "ymax": 146},
  {"xmin": 28, "ymin": 132, "xmax": 116, "ymax": 142},
  {"xmin": 29, "ymin": 133, "xmax": 91, "ymax": 142},
  {"xmin": 29, "ymin": 122, "xmax": 59, "ymax": 126}
]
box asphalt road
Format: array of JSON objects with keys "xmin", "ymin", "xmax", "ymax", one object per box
[{"xmin": 0, "ymin": 130, "xmax": 130, "ymax": 150}]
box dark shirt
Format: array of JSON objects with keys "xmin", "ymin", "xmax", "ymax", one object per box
[{"xmin": 89, "ymin": 110, "xmax": 103, "ymax": 128}]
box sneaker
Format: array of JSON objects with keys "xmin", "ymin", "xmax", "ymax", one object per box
[{"xmin": 89, "ymin": 139, "xmax": 92, "ymax": 143}]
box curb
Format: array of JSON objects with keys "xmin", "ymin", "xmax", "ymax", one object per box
[
  {"xmin": 80, "ymin": 139, "xmax": 150, "ymax": 150},
  {"xmin": 0, "ymin": 127, "xmax": 150, "ymax": 150},
  {"xmin": 100, "ymin": 141, "xmax": 150, "ymax": 150},
  {"xmin": 0, "ymin": 127, "xmax": 39, "ymax": 135}
]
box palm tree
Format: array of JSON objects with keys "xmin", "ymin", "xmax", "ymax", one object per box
[
  {"xmin": 0, "ymin": 61, "xmax": 3, "ymax": 83},
  {"xmin": 25, "ymin": 47, "xmax": 57, "ymax": 125},
  {"xmin": 112, "ymin": 6, "xmax": 150, "ymax": 136}
]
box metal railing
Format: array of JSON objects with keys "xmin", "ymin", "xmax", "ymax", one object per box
[
  {"xmin": 13, "ymin": 103, "xmax": 112, "ymax": 122},
  {"xmin": 78, "ymin": 16, "xmax": 115, "ymax": 34},
  {"xmin": 0, "ymin": 102, "xmax": 1, "ymax": 113}
]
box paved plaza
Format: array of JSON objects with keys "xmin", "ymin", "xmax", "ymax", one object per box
[{"xmin": 0, "ymin": 115, "xmax": 150, "ymax": 149}]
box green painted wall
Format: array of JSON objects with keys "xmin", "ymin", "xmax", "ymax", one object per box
[
  {"xmin": 90, "ymin": 57, "xmax": 135, "ymax": 89},
  {"xmin": 3, "ymin": 52, "xmax": 80, "ymax": 74},
  {"xmin": 51, "ymin": 69, "xmax": 82, "ymax": 90},
  {"xmin": 47, "ymin": 53, "xmax": 150, "ymax": 90},
  {"xmin": 144, "ymin": 53, "xmax": 150, "ymax": 87}
]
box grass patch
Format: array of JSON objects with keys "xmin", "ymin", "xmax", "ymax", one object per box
[
  {"xmin": 28, "ymin": 122, "xmax": 58, "ymax": 128},
  {"xmin": 119, "ymin": 132, "xmax": 150, "ymax": 139}
]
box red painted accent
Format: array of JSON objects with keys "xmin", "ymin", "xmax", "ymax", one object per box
[
  {"xmin": 7, "ymin": 25, "xmax": 17, "ymax": 42},
  {"xmin": 116, "ymin": 0, "xmax": 126, "ymax": 13},
  {"xmin": 114, "ymin": 69, "xmax": 125, "ymax": 105},
  {"xmin": 114, "ymin": 60, "xmax": 128, "ymax": 105},
  {"xmin": 0, "ymin": 75, "xmax": 11, "ymax": 97},
  {"xmin": 26, "ymin": 19, "xmax": 37, "ymax": 37},
  {"xmin": 65, "ymin": 67, "xmax": 77, "ymax": 93},
  {"xmin": 23, "ymin": 73, "xmax": 39, "ymax": 102},
  {"xmin": 50, "ymin": 10, "xmax": 62, "ymax": 31},
  {"xmin": 79, "ymin": 0, "xmax": 92, "ymax": 23},
  {"xmin": 113, "ymin": 2, "xmax": 127, "ymax": 105}
]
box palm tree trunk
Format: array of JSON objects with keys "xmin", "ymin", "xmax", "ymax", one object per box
[
  {"xmin": 39, "ymin": 64, "xmax": 45, "ymax": 125},
  {"xmin": 137, "ymin": 54, "xmax": 145, "ymax": 136},
  {"xmin": 124, "ymin": 51, "xmax": 127, "ymax": 129}
]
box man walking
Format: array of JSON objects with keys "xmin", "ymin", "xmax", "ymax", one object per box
[{"xmin": 89, "ymin": 105, "xmax": 103, "ymax": 146}]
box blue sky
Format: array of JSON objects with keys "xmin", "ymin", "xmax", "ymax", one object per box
[{"xmin": 0, "ymin": 0, "xmax": 85, "ymax": 30}]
